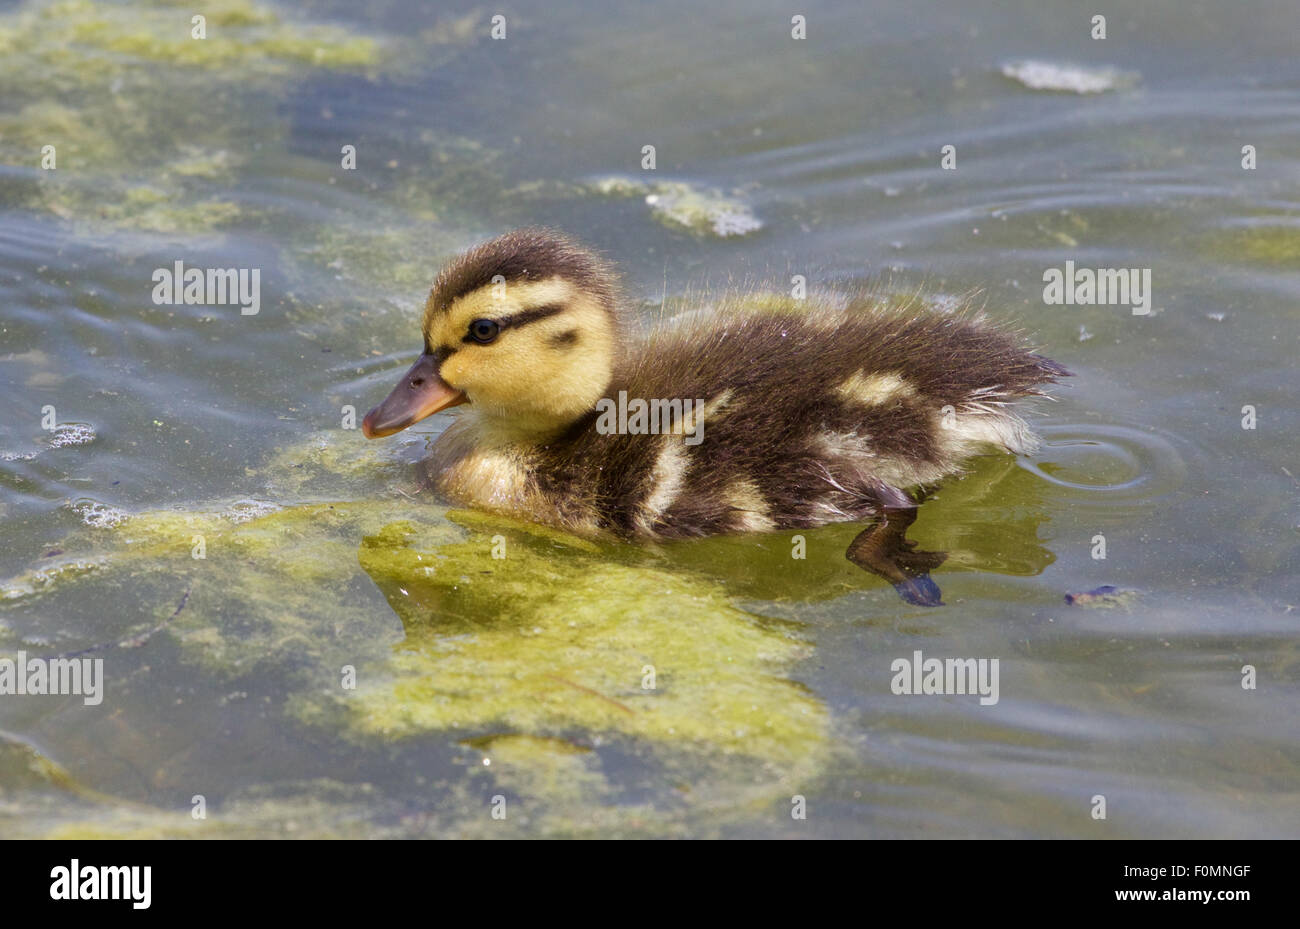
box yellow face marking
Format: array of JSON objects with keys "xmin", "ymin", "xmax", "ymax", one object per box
[
  {"xmin": 425, "ymin": 279, "xmax": 576, "ymax": 344},
  {"xmin": 421, "ymin": 278, "xmax": 616, "ymax": 439},
  {"xmin": 835, "ymin": 371, "xmax": 915, "ymax": 407}
]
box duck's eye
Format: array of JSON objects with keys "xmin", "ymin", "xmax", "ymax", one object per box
[{"xmin": 467, "ymin": 319, "xmax": 500, "ymax": 344}]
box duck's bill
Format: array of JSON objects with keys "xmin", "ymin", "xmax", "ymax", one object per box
[{"xmin": 361, "ymin": 352, "xmax": 466, "ymax": 439}]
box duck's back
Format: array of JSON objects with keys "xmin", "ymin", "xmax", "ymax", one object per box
[{"xmin": 519, "ymin": 297, "xmax": 1065, "ymax": 539}]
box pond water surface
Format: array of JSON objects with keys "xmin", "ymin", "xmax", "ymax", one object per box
[{"xmin": 1, "ymin": 0, "xmax": 1297, "ymax": 837}]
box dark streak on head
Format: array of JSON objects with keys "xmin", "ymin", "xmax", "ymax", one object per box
[
  {"xmin": 506, "ymin": 303, "xmax": 566, "ymax": 329},
  {"xmin": 424, "ymin": 228, "xmax": 619, "ymax": 322},
  {"xmin": 548, "ymin": 328, "xmax": 580, "ymax": 349}
]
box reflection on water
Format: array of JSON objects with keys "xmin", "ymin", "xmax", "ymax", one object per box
[{"xmin": 2, "ymin": 0, "xmax": 1299, "ymax": 837}]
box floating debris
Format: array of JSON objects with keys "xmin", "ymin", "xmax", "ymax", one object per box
[
  {"xmin": 1001, "ymin": 60, "xmax": 1136, "ymax": 94},
  {"xmin": 586, "ymin": 176, "xmax": 762, "ymax": 238},
  {"xmin": 645, "ymin": 185, "xmax": 763, "ymax": 238},
  {"xmin": 1064, "ymin": 585, "xmax": 1138, "ymax": 608}
]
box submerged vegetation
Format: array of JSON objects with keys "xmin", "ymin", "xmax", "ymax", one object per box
[{"xmin": 0, "ymin": 430, "xmax": 832, "ymax": 837}]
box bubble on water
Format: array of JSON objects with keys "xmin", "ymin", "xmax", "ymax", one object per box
[
  {"xmin": 1001, "ymin": 60, "xmax": 1136, "ymax": 94},
  {"xmin": 47, "ymin": 423, "xmax": 97, "ymax": 448},
  {"xmin": 68, "ymin": 499, "xmax": 129, "ymax": 529},
  {"xmin": 223, "ymin": 499, "xmax": 283, "ymax": 524}
]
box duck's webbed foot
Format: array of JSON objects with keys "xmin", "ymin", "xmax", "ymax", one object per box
[{"xmin": 846, "ymin": 505, "xmax": 947, "ymax": 607}]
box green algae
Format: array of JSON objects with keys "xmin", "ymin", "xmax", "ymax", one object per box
[
  {"xmin": 1214, "ymin": 224, "xmax": 1300, "ymax": 264},
  {"xmin": 0, "ymin": 0, "xmax": 764, "ymax": 277},
  {"xmin": 1, "ymin": 556, "xmax": 108, "ymax": 603},
  {"xmin": 0, "ymin": 0, "xmax": 377, "ymax": 78},
  {"xmin": 584, "ymin": 175, "xmax": 763, "ymax": 237},
  {"xmin": 504, "ymin": 175, "xmax": 764, "ymax": 238},
  {"xmin": 276, "ymin": 131, "xmax": 503, "ymax": 301},
  {"xmin": 0, "ymin": 428, "xmax": 833, "ymax": 835},
  {"xmin": 0, "ymin": 415, "xmax": 1058, "ymax": 837},
  {"xmin": 342, "ymin": 516, "xmax": 826, "ymax": 766},
  {"xmin": 0, "ymin": 0, "xmax": 381, "ymax": 236},
  {"xmin": 255, "ymin": 427, "xmax": 422, "ymax": 499},
  {"xmin": 0, "ymin": 427, "xmax": 1056, "ymax": 838},
  {"xmin": 287, "ymin": 218, "xmax": 469, "ymax": 300},
  {"xmin": 5, "ymin": 777, "xmax": 400, "ymax": 839},
  {"xmin": 0, "ymin": 730, "xmax": 85, "ymax": 797}
]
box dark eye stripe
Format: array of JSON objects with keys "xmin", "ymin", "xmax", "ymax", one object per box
[
  {"xmin": 503, "ymin": 303, "xmax": 566, "ymax": 328},
  {"xmin": 420, "ymin": 342, "xmax": 459, "ymax": 360},
  {"xmin": 458, "ymin": 303, "xmax": 567, "ymax": 344}
]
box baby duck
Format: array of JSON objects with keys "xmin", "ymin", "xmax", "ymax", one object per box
[{"xmin": 362, "ymin": 228, "xmax": 1068, "ymax": 605}]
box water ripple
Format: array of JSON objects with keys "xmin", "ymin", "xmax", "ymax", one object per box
[{"xmin": 1020, "ymin": 423, "xmax": 1187, "ymax": 504}]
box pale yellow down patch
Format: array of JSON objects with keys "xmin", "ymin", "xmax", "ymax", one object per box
[
  {"xmin": 429, "ymin": 417, "xmax": 599, "ymax": 534},
  {"xmin": 724, "ymin": 478, "xmax": 775, "ymax": 532},
  {"xmin": 633, "ymin": 390, "xmax": 740, "ymax": 534},
  {"xmin": 937, "ymin": 408, "xmax": 1038, "ymax": 457},
  {"xmin": 671, "ymin": 389, "xmax": 735, "ymax": 436},
  {"xmin": 434, "ymin": 428, "xmax": 536, "ymax": 514},
  {"xmin": 636, "ymin": 440, "xmax": 689, "ymax": 534},
  {"xmin": 812, "ymin": 429, "xmax": 952, "ymax": 489},
  {"xmin": 835, "ymin": 371, "xmax": 915, "ymax": 407}
]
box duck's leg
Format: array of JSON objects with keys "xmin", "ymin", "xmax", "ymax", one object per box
[{"xmin": 846, "ymin": 505, "xmax": 947, "ymax": 607}]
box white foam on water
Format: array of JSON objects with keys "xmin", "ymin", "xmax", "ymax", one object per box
[
  {"xmin": 47, "ymin": 423, "xmax": 97, "ymax": 448},
  {"xmin": 68, "ymin": 499, "xmax": 129, "ymax": 529},
  {"xmin": 1001, "ymin": 60, "xmax": 1135, "ymax": 93},
  {"xmin": 223, "ymin": 499, "xmax": 283, "ymax": 523}
]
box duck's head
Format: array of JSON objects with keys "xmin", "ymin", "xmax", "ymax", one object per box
[{"xmin": 362, "ymin": 228, "xmax": 621, "ymax": 441}]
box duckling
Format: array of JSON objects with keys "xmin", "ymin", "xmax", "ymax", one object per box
[{"xmin": 362, "ymin": 228, "xmax": 1068, "ymax": 605}]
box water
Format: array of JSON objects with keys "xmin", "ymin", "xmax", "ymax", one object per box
[{"xmin": 1, "ymin": 0, "xmax": 1297, "ymax": 838}]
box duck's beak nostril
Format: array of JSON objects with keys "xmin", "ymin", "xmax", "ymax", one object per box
[{"xmin": 361, "ymin": 351, "xmax": 467, "ymax": 439}]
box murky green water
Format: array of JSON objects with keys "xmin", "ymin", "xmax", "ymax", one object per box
[{"xmin": 1, "ymin": 0, "xmax": 1297, "ymax": 838}]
